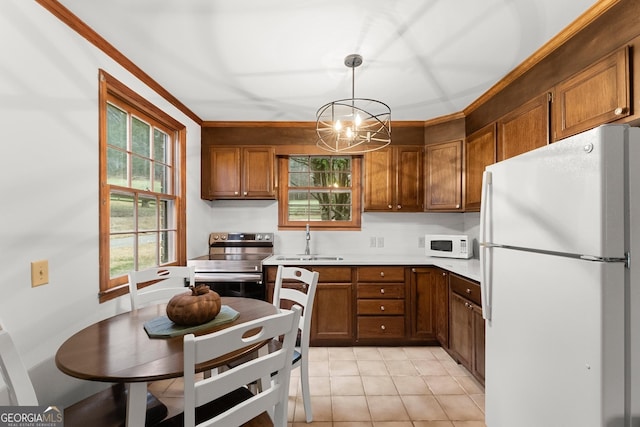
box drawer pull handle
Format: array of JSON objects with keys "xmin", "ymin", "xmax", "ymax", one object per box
[
  {"xmin": 380, "ymin": 271, "xmax": 385, "ymax": 277},
  {"xmin": 380, "ymin": 305, "xmax": 385, "ymax": 311},
  {"xmin": 381, "ymin": 325, "xmax": 386, "ymax": 330},
  {"xmin": 466, "ymin": 288, "xmax": 471, "ymax": 294},
  {"xmin": 380, "ymin": 288, "xmax": 385, "ymax": 294}
]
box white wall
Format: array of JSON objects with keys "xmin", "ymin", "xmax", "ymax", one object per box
[
  {"xmin": 0, "ymin": 1, "xmax": 208, "ymax": 406},
  {"xmin": 203, "ymin": 200, "xmax": 475, "ymax": 257}
]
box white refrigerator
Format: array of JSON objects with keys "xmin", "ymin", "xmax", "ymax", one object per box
[{"xmin": 479, "ymin": 124, "xmax": 640, "ymax": 427}]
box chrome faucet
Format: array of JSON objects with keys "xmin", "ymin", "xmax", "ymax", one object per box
[{"xmin": 304, "ymin": 223, "xmax": 311, "ymax": 255}]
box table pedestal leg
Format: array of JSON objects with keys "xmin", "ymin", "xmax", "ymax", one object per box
[{"xmin": 126, "ymin": 382, "xmax": 147, "ymax": 427}]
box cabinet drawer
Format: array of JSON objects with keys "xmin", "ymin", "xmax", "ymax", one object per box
[
  {"xmin": 357, "ymin": 316, "xmax": 405, "ymax": 338},
  {"xmin": 266, "ymin": 266, "xmax": 351, "ymax": 283},
  {"xmin": 357, "ymin": 283, "xmax": 404, "ymax": 299},
  {"xmin": 311, "ymin": 266, "xmax": 352, "ymax": 282},
  {"xmin": 357, "ymin": 266, "xmax": 405, "ymax": 282},
  {"xmin": 450, "ymin": 274, "xmax": 482, "ymax": 306},
  {"xmin": 357, "ymin": 299, "xmax": 404, "ymax": 315}
]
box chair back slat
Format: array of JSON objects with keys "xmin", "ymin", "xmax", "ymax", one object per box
[
  {"xmin": 128, "ymin": 266, "xmax": 195, "ymax": 310},
  {"xmin": 0, "ymin": 328, "xmax": 39, "ymax": 406},
  {"xmin": 182, "ymin": 306, "xmax": 301, "ymax": 427}
]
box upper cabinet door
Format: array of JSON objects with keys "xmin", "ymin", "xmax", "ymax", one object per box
[
  {"xmin": 552, "ymin": 46, "xmax": 630, "ymax": 141},
  {"xmin": 465, "ymin": 123, "xmax": 496, "ymax": 212},
  {"xmin": 364, "ymin": 147, "xmax": 394, "ymax": 211},
  {"xmin": 425, "ymin": 140, "xmax": 463, "ymax": 211},
  {"xmin": 203, "ymin": 146, "xmax": 241, "ymax": 199},
  {"xmin": 364, "ymin": 146, "xmax": 423, "ymax": 212},
  {"xmin": 395, "ymin": 146, "xmax": 424, "ymax": 212},
  {"xmin": 242, "ymin": 146, "xmax": 275, "ymax": 198},
  {"xmin": 497, "ymin": 92, "xmax": 551, "ymax": 162}
]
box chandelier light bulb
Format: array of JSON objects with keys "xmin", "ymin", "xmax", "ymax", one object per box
[{"xmin": 334, "ymin": 120, "xmax": 342, "ymax": 131}]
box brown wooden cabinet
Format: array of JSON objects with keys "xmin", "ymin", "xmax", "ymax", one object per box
[
  {"xmin": 497, "ymin": 92, "xmax": 551, "ymax": 162},
  {"xmin": 356, "ymin": 266, "xmax": 406, "ymax": 341},
  {"xmin": 266, "ymin": 265, "xmax": 353, "ymax": 346},
  {"xmin": 552, "ymin": 46, "xmax": 631, "ymax": 141},
  {"xmin": 425, "ymin": 140, "xmax": 463, "ymax": 211},
  {"xmin": 410, "ymin": 267, "xmax": 448, "ymax": 345},
  {"xmin": 464, "ymin": 123, "xmax": 496, "ymax": 212},
  {"xmin": 201, "ymin": 145, "xmax": 275, "ymax": 200},
  {"xmin": 364, "ymin": 146, "xmax": 423, "ymax": 212},
  {"xmin": 448, "ymin": 273, "xmax": 485, "ymax": 384}
]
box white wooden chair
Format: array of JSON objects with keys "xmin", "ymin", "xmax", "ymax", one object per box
[
  {"xmin": 0, "ymin": 321, "xmax": 168, "ymax": 426},
  {"xmin": 271, "ymin": 266, "xmax": 319, "ymax": 423},
  {"xmin": 158, "ymin": 305, "xmax": 301, "ymax": 427},
  {"xmin": 128, "ymin": 266, "xmax": 194, "ymax": 310}
]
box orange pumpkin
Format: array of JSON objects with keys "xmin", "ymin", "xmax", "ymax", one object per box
[{"xmin": 166, "ymin": 285, "xmax": 222, "ymax": 326}]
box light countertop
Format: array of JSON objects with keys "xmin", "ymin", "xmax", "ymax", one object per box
[{"xmin": 263, "ymin": 254, "xmax": 481, "ymax": 282}]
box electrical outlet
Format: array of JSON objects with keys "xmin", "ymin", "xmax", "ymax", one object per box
[
  {"xmin": 377, "ymin": 237, "xmax": 384, "ymax": 248},
  {"xmin": 369, "ymin": 237, "xmax": 377, "ymax": 248},
  {"xmin": 418, "ymin": 236, "xmax": 425, "ymax": 248},
  {"xmin": 31, "ymin": 260, "xmax": 49, "ymax": 287}
]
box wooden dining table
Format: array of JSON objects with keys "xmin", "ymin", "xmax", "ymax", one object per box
[{"xmin": 55, "ymin": 296, "xmax": 278, "ymax": 427}]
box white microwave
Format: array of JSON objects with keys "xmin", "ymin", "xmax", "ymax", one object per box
[{"xmin": 425, "ymin": 234, "xmax": 473, "ymax": 259}]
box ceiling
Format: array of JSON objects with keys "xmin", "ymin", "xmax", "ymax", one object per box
[{"xmin": 56, "ymin": 0, "xmax": 598, "ymax": 122}]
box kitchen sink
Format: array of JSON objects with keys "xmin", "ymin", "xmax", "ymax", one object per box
[{"xmin": 275, "ymin": 255, "xmax": 344, "ymax": 261}]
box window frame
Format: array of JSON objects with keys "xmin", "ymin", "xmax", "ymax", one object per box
[
  {"xmin": 98, "ymin": 70, "xmax": 187, "ymax": 302},
  {"xmin": 277, "ymin": 155, "xmax": 362, "ymax": 230}
]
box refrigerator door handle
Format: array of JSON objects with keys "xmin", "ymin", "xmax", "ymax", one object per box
[{"xmin": 480, "ymin": 171, "xmax": 492, "ymax": 321}]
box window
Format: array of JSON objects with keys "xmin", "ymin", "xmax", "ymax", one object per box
[
  {"xmin": 278, "ymin": 155, "xmax": 361, "ymax": 230},
  {"xmin": 98, "ymin": 70, "xmax": 186, "ymax": 301}
]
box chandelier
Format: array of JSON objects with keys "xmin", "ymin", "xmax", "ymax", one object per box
[{"xmin": 316, "ymin": 54, "xmax": 391, "ymax": 154}]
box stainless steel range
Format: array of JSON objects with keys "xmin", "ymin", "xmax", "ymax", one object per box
[{"xmin": 187, "ymin": 232, "xmax": 274, "ymax": 299}]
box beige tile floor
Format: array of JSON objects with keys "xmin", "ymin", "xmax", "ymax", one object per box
[{"xmin": 149, "ymin": 346, "xmax": 486, "ymax": 427}]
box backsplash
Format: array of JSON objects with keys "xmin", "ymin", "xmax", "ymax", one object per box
[{"xmin": 202, "ymin": 200, "xmax": 480, "ymax": 258}]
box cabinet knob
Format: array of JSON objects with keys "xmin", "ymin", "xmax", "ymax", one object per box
[
  {"xmin": 380, "ymin": 305, "xmax": 385, "ymax": 311},
  {"xmin": 442, "ymin": 272, "xmax": 447, "ymax": 276},
  {"xmin": 397, "ymin": 205, "xmax": 401, "ymax": 209},
  {"xmin": 380, "ymin": 288, "xmax": 385, "ymax": 294},
  {"xmin": 456, "ymin": 204, "xmax": 460, "ymax": 208},
  {"xmin": 466, "ymin": 288, "xmax": 471, "ymax": 294},
  {"xmin": 614, "ymin": 107, "xmax": 627, "ymax": 115},
  {"xmin": 243, "ymin": 191, "xmax": 248, "ymax": 196},
  {"xmin": 381, "ymin": 325, "xmax": 386, "ymax": 331},
  {"xmin": 380, "ymin": 271, "xmax": 385, "ymax": 277},
  {"xmin": 388, "ymin": 204, "xmax": 393, "ymax": 209},
  {"xmin": 234, "ymin": 191, "xmax": 239, "ymax": 195},
  {"xmin": 464, "ymin": 302, "xmax": 469, "ymax": 308}
]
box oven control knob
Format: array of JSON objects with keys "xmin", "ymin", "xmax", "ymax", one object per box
[
  {"xmin": 212, "ymin": 235, "xmax": 219, "ymax": 240},
  {"xmin": 221, "ymin": 235, "xmax": 227, "ymax": 240},
  {"xmin": 264, "ymin": 234, "xmax": 271, "ymax": 240},
  {"xmin": 256, "ymin": 234, "xmax": 263, "ymax": 240}
]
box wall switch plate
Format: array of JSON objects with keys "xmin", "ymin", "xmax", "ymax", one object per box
[
  {"xmin": 418, "ymin": 236, "xmax": 425, "ymax": 248},
  {"xmin": 369, "ymin": 237, "xmax": 377, "ymax": 248},
  {"xmin": 31, "ymin": 260, "xmax": 49, "ymax": 287},
  {"xmin": 376, "ymin": 237, "xmax": 384, "ymax": 248}
]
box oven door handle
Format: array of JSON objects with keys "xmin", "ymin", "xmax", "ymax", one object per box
[{"xmin": 194, "ymin": 273, "xmax": 263, "ymax": 283}]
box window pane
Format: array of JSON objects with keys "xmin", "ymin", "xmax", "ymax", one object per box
[
  {"xmin": 289, "ymin": 172, "xmax": 310, "ymax": 187},
  {"xmin": 159, "ymin": 199, "xmax": 175, "ymax": 229},
  {"xmin": 110, "ymin": 233, "xmax": 134, "ymax": 278},
  {"xmin": 138, "ymin": 232, "xmax": 157, "ymax": 270},
  {"xmin": 138, "ymin": 196, "xmax": 157, "ymax": 231},
  {"xmin": 154, "ymin": 129, "xmax": 168, "ymax": 163},
  {"xmin": 289, "ymin": 157, "xmax": 309, "ymax": 172},
  {"xmin": 107, "ymin": 147, "xmax": 127, "ymax": 186},
  {"xmin": 131, "ymin": 117, "xmax": 150, "ymax": 157},
  {"xmin": 107, "ymin": 104, "xmax": 127, "ymax": 150},
  {"xmin": 110, "ymin": 193, "xmax": 135, "ymax": 232},
  {"xmin": 131, "ymin": 156, "xmax": 151, "ymax": 190},
  {"xmin": 154, "ymin": 163, "xmax": 168, "ymax": 194},
  {"xmin": 309, "ymin": 157, "xmax": 331, "ymax": 172},
  {"xmin": 160, "ymin": 230, "xmax": 177, "ymax": 264}
]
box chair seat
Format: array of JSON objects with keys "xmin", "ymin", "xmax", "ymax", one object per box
[
  {"xmin": 157, "ymin": 387, "xmax": 273, "ymax": 427},
  {"xmin": 64, "ymin": 384, "xmax": 168, "ymax": 427}
]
